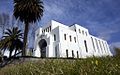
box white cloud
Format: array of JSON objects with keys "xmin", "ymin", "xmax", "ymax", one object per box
[{"xmin": 97, "ymin": 29, "xmax": 118, "ymax": 41}]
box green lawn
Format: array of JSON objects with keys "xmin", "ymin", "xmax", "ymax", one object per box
[{"xmin": 0, "ymin": 56, "xmax": 120, "ymax": 75}]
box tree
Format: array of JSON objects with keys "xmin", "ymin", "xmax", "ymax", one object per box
[
  {"xmin": 0, "ymin": 27, "xmax": 23, "ymax": 58},
  {"xmin": 13, "ymin": 0, "xmax": 44, "ymax": 56}
]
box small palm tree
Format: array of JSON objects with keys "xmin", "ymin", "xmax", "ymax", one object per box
[
  {"xmin": 13, "ymin": 0, "xmax": 44, "ymax": 56},
  {"xmin": 0, "ymin": 27, "xmax": 23, "ymax": 58}
]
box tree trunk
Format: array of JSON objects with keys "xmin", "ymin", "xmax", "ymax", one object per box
[{"xmin": 22, "ymin": 21, "xmax": 29, "ymax": 56}]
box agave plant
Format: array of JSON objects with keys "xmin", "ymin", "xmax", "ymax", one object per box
[
  {"xmin": 13, "ymin": 0, "xmax": 44, "ymax": 56},
  {"xmin": 0, "ymin": 27, "xmax": 23, "ymax": 58}
]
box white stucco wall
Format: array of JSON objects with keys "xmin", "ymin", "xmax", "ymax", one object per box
[{"xmin": 34, "ymin": 20, "xmax": 112, "ymax": 58}]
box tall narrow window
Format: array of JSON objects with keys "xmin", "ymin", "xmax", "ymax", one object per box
[
  {"xmin": 85, "ymin": 32, "xmax": 87, "ymax": 36},
  {"xmin": 54, "ymin": 34, "xmax": 56, "ymax": 41},
  {"xmin": 55, "ymin": 46, "xmax": 57, "ymax": 57},
  {"xmin": 98, "ymin": 40, "xmax": 103, "ymax": 53},
  {"xmin": 79, "ymin": 29, "xmax": 81, "ymax": 33},
  {"xmin": 77, "ymin": 51, "xmax": 79, "ymax": 58},
  {"xmin": 82, "ymin": 31, "xmax": 84, "ymax": 35},
  {"xmin": 50, "ymin": 26, "xmax": 51, "ymax": 32},
  {"xmin": 47, "ymin": 27, "xmax": 49, "ymax": 32},
  {"xmin": 105, "ymin": 42, "xmax": 109, "ymax": 52},
  {"xmin": 69, "ymin": 35, "xmax": 72, "ymax": 42},
  {"xmin": 95, "ymin": 39, "xmax": 99, "ymax": 52},
  {"xmin": 74, "ymin": 37, "xmax": 76, "ymax": 43},
  {"xmin": 64, "ymin": 34, "xmax": 66, "ymax": 40},
  {"xmin": 66, "ymin": 49, "xmax": 68, "ymax": 58},
  {"xmin": 84, "ymin": 40, "xmax": 88, "ymax": 52},
  {"xmin": 72, "ymin": 50, "xmax": 74, "ymax": 58},
  {"xmin": 91, "ymin": 37, "xmax": 96, "ymax": 52},
  {"xmin": 74, "ymin": 29, "xmax": 76, "ymax": 32},
  {"xmin": 102, "ymin": 41, "xmax": 106, "ymax": 53}
]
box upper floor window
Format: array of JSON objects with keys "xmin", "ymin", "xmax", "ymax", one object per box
[
  {"xmin": 49, "ymin": 26, "xmax": 51, "ymax": 32},
  {"xmin": 91, "ymin": 37, "xmax": 96, "ymax": 52},
  {"xmin": 82, "ymin": 31, "xmax": 84, "ymax": 35},
  {"xmin": 54, "ymin": 34, "xmax": 56, "ymax": 41},
  {"xmin": 69, "ymin": 35, "xmax": 72, "ymax": 42},
  {"xmin": 64, "ymin": 34, "xmax": 66, "ymax": 40},
  {"xmin": 95, "ymin": 39, "xmax": 99, "ymax": 52},
  {"xmin": 85, "ymin": 32, "xmax": 87, "ymax": 36},
  {"xmin": 74, "ymin": 29, "xmax": 76, "ymax": 32},
  {"xmin": 74, "ymin": 37, "xmax": 76, "ymax": 43},
  {"xmin": 84, "ymin": 40, "xmax": 88, "ymax": 52},
  {"xmin": 79, "ymin": 29, "xmax": 81, "ymax": 33}
]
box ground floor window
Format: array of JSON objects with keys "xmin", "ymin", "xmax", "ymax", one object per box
[
  {"xmin": 77, "ymin": 51, "xmax": 79, "ymax": 58},
  {"xmin": 55, "ymin": 46, "xmax": 57, "ymax": 57},
  {"xmin": 84, "ymin": 40, "xmax": 88, "ymax": 52},
  {"xmin": 72, "ymin": 50, "xmax": 74, "ymax": 58},
  {"xmin": 66, "ymin": 49, "xmax": 68, "ymax": 58}
]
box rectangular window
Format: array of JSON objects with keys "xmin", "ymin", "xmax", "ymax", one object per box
[
  {"xmin": 74, "ymin": 37, "xmax": 76, "ymax": 43},
  {"xmin": 69, "ymin": 35, "xmax": 72, "ymax": 42},
  {"xmin": 82, "ymin": 31, "xmax": 84, "ymax": 35},
  {"xmin": 47, "ymin": 27, "xmax": 49, "ymax": 32},
  {"xmin": 99, "ymin": 40, "xmax": 103, "ymax": 53},
  {"xmin": 50, "ymin": 26, "xmax": 51, "ymax": 32},
  {"xmin": 54, "ymin": 34, "xmax": 56, "ymax": 41},
  {"xmin": 72, "ymin": 50, "xmax": 74, "ymax": 58},
  {"xmin": 77, "ymin": 51, "xmax": 79, "ymax": 58},
  {"xmin": 95, "ymin": 39, "xmax": 99, "ymax": 52},
  {"xmin": 66, "ymin": 49, "xmax": 68, "ymax": 58},
  {"xmin": 55, "ymin": 46, "xmax": 57, "ymax": 57},
  {"xmin": 64, "ymin": 34, "xmax": 66, "ymax": 40},
  {"xmin": 75, "ymin": 29, "xmax": 76, "ymax": 32},
  {"xmin": 79, "ymin": 29, "xmax": 81, "ymax": 33},
  {"xmin": 85, "ymin": 32, "xmax": 87, "ymax": 36},
  {"xmin": 91, "ymin": 37, "xmax": 96, "ymax": 52},
  {"xmin": 102, "ymin": 41, "xmax": 106, "ymax": 53},
  {"xmin": 84, "ymin": 40, "xmax": 88, "ymax": 52}
]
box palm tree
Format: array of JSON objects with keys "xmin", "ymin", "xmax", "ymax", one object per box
[
  {"xmin": 13, "ymin": 0, "xmax": 44, "ymax": 56},
  {"xmin": 0, "ymin": 27, "xmax": 23, "ymax": 58}
]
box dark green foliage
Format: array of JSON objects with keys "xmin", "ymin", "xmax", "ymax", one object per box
[
  {"xmin": 0, "ymin": 27, "xmax": 23, "ymax": 58},
  {"xmin": 14, "ymin": 0, "xmax": 44, "ymax": 23}
]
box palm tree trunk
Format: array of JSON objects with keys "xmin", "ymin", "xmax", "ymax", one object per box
[{"xmin": 22, "ymin": 21, "xmax": 29, "ymax": 56}]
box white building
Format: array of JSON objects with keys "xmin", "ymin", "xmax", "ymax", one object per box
[{"xmin": 34, "ymin": 20, "xmax": 112, "ymax": 58}]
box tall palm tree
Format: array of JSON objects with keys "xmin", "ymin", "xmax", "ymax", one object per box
[
  {"xmin": 13, "ymin": 0, "xmax": 44, "ymax": 56},
  {"xmin": 0, "ymin": 27, "xmax": 23, "ymax": 58}
]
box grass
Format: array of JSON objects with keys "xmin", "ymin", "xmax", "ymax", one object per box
[
  {"xmin": 0, "ymin": 56, "xmax": 120, "ymax": 75},
  {"xmin": 0, "ymin": 48, "xmax": 120, "ymax": 75}
]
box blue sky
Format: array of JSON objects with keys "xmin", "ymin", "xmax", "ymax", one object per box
[{"xmin": 0, "ymin": 0, "xmax": 120, "ymax": 49}]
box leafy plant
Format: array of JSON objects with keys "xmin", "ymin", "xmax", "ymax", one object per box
[{"xmin": 0, "ymin": 27, "xmax": 23, "ymax": 58}]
